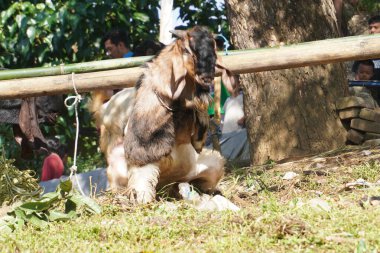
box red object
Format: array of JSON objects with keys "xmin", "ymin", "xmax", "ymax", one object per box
[{"xmin": 41, "ymin": 153, "xmax": 64, "ymax": 181}]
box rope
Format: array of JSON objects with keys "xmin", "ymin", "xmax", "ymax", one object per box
[
  {"xmin": 216, "ymin": 34, "xmax": 230, "ymax": 55},
  {"xmin": 64, "ymin": 72, "xmax": 85, "ymax": 196}
]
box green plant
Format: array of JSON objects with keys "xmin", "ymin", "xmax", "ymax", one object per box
[{"xmin": 0, "ymin": 180, "xmax": 101, "ymax": 234}]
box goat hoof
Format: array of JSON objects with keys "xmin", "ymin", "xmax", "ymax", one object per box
[{"xmin": 126, "ymin": 188, "xmax": 155, "ymax": 204}]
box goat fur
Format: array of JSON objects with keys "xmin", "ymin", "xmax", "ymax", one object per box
[{"xmin": 91, "ymin": 26, "xmax": 238, "ymax": 204}]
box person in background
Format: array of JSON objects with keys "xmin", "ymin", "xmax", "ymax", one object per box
[
  {"xmin": 134, "ymin": 40, "xmax": 165, "ymax": 57},
  {"xmin": 103, "ymin": 29, "xmax": 134, "ymax": 59},
  {"xmin": 368, "ymin": 15, "xmax": 380, "ymax": 80},
  {"xmin": 350, "ymin": 15, "xmax": 380, "ymax": 105},
  {"xmin": 221, "ymin": 88, "xmax": 245, "ymax": 135},
  {"xmin": 92, "ymin": 29, "xmax": 135, "ymax": 106},
  {"xmin": 350, "ymin": 60, "xmax": 378, "ymax": 108},
  {"xmin": 354, "ymin": 60, "xmax": 374, "ymax": 81},
  {"xmin": 40, "ymin": 140, "xmax": 67, "ymax": 182},
  {"xmin": 352, "ymin": 15, "xmax": 380, "ymax": 80}
]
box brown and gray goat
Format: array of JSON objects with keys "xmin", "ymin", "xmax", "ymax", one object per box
[{"xmin": 92, "ymin": 26, "xmax": 237, "ymax": 204}]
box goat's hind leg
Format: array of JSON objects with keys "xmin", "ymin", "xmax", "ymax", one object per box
[
  {"xmin": 106, "ymin": 143, "xmax": 128, "ymax": 190},
  {"xmin": 190, "ymin": 149, "xmax": 225, "ymax": 194},
  {"xmin": 126, "ymin": 163, "xmax": 160, "ymax": 204}
]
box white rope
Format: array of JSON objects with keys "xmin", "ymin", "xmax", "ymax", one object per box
[{"xmin": 64, "ymin": 72, "xmax": 85, "ymax": 196}]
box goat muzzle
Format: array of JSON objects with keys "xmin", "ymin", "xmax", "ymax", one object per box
[{"xmin": 196, "ymin": 74, "xmax": 214, "ymax": 87}]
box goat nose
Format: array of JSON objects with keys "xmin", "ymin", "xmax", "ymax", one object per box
[{"xmin": 202, "ymin": 76, "xmax": 213, "ymax": 85}]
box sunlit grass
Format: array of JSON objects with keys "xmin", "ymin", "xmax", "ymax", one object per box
[{"xmin": 1, "ymin": 148, "xmax": 380, "ymax": 252}]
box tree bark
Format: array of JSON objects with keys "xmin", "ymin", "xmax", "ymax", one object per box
[{"xmin": 225, "ymin": 0, "xmax": 348, "ymax": 164}]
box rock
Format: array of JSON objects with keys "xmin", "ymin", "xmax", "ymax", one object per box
[
  {"xmin": 338, "ymin": 108, "xmax": 361, "ymax": 119},
  {"xmin": 178, "ymin": 182, "xmax": 240, "ymax": 212},
  {"xmin": 196, "ymin": 195, "xmax": 240, "ymax": 212},
  {"xmin": 364, "ymin": 132, "xmax": 380, "ymax": 141},
  {"xmin": 361, "ymin": 150, "xmax": 372, "ymax": 156},
  {"xmin": 346, "ymin": 129, "xmax": 364, "ymax": 144},
  {"xmin": 336, "ymin": 96, "xmax": 374, "ymax": 110},
  {"xmin": 282, "ymin": 171, "xmax": 298, "ymax": 180},
  {"xmin": 308, "ymin": 198, "xmax": 331, "ymax": 212},
  {"xmin": 359, "ymin": 108, "xmax": 380, "ymax": 123},
  {"xmin": 363, "ymin": 139, "xmax": 380, "ymax": 147},
  {"xmin": 351, "ymin": 118, "xmax": 380, "ymax": 134}
]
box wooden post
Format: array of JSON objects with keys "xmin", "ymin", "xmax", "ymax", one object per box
[{"xmin": 2, "ymin": 34, "xmax": 380, "ymax": 99}]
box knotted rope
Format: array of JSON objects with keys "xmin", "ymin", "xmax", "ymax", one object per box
[{"xmin": 64, "ymin": 72, "xmax": 85, "ymax": 196}]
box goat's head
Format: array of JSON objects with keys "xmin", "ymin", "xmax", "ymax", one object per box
[
  {"xmin": 171, "ymin": 26, "xmax": 217, "ymax": 88},
  {"xmin": 170, "ymin": 26, "xmax": 238, "ymax": 99}
]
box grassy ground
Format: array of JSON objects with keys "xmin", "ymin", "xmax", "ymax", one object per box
[{"xmin": 1, "ymin": 146, "xmax": 380, "ymax": 252}]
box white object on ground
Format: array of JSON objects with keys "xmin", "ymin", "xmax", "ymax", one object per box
[
  {"xmin": 178, "ymin": 182, "xmax": 240, "ymax": 212},
  {"xmin": 282, "ymin": 171, "xmax": 299, "ymax": 180}
]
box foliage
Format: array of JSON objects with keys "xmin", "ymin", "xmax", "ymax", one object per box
[
  {"xmin": 357, "ymin": 0, "xmax": 380, "ymax": 12},
  {"xmin": 0, "ymin": 0, "xmax": 227, "ymax": 68},
  {"xmin": 0, "ymin": 180, "xmax": 101, "ymax": 234},
  {"xmin": 0, "ymin": 0, "xmax": 161, "ymax": 67},
  {"xmin": 0, "ymin": 155, "xmax": 41, "ymax": 206}
]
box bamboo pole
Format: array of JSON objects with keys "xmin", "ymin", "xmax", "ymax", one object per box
[
  {"xmin": 1, "ymin": 34, "xmax": 380, "ymax": 99},
  {"xmin": 0, "ymin": 49, "xmax": 255, "ymax": 81},
  {"xmin": 0, "ymin": 56, "xmax": 152, "ymax": 81}
]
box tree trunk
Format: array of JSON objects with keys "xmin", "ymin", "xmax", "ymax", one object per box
[{"xmin": 225, "ymin": 0, "xmax": 348, "ymax": 165}]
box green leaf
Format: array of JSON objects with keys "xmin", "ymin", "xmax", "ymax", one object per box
[
  {"xmin": 40, "ymin": 191, "xmax": 60, "ymax": 202},
  {"xmin": 69, "ymin": 194, "xmax": 101, "ymax": 214},
  {"xmin": 15, "ymin": 14, "xmax": 27, "ymax": 29},
  {"xmin": 26, "ymin": 26, "xmax": 36, "ymax": 43},
  {"xmin": 0, "ymin": 221, "xmax": 13, "ymax": 234},
  {"xmin": 48, "ymin": 210, "xmax": 77, "ymax": 221},
  {"xmin": 65, "ymin": 198, "xmax": 77, "ymax": 213},
  {"xmin": 36, "ymin": 3, "xmax": 45, "ymax": 11},
  {"xmin": 133, "ymin": 12, "xmax": 150, "ymax": 23},
  {"xmin": 28, "ymin": 213, "xmax": 48, "ymax": 229},
  {"xmin": 18, "ymin": 201, "xmax": 52, "ymax": 214},
  {"xmin": 0, "ymin": 4, "xmax": 17, "ymax": 24},
  {"xmin": 59, "ymin": 179, "xmax": 73, "ymax": 194},
  {"xmin": 13, "ymin": 208, "xmax": 27, "ymax": 220},
  {"xmin": 0, "ymin": 216, "xmax": 15, "ymax": 234}
]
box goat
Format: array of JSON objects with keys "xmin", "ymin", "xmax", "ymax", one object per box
[{"xmin": 92, "ymin": 26, "xmax": 237, "ymax": 204}]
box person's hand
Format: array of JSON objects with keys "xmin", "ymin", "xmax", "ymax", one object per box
[{"xmin": 237, "ymin": 116, "xmax": 245, "ymax": 127}]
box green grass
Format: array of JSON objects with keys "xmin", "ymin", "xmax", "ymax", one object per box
[{"xmin": 1, "ymin": 149, "xmax": 380, "ymax": 252}]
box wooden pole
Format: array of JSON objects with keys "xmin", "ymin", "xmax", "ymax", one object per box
[
  {"xmin": 0, "ymin": 56, "xmax": 152, "ymax": 81},
  {"xmin": 1, "ymin": 34, "xmax": 380, "ymax": 99}
]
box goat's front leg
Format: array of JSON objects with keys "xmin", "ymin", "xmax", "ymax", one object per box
[
  {"xmin": 189, "ymin": 149, "xmax": 225, "ymax": 194},
  {"xmin": 126, "ymin": 163, "xmax": 160, "ymax": 204}
]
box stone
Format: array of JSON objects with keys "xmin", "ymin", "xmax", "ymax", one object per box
[
  {"xmin": 338, "ymin": 108, "xmax": 360, "ymax": 119},
  {"xmin": 346, "ymin": 129, "xmax": 364, "ymax": 144},
  {"xmin": 308, "ymin": 198, "xmax": 331, "ymax": 212},
  {"xmin": 364, "ymin": 132, "xmax": 380, "ymax": 141},
  {"xmin": 336, "ymin": 96, "xmax": 374, "ymax": 110},
  {"xmin": 282, "ymin": 171, "xmax": 298, "ymax": 180},
  {"xmin": 363, "ymin": 139, "xmax": 380, "ymax": 147},
  {"xmin": 350, "ymin": 118, "xmax": 380, "ymax": 134},
  {"xmin": 359, "ymin": 108, "xmax": 380, "ymax": 123}
]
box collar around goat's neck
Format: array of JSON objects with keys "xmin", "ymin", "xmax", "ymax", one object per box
[{"xmin": 154, "ymin": 90, "xmax": 176, "ymax": 112}]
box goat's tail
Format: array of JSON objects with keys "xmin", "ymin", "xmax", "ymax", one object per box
[{"xmin": 87, "ymin": 90, "xmax": 113, "ymax": 128}]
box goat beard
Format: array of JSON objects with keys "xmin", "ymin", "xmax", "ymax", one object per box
[{"xmin": 191, "ymin": 85, "xmax": 212, "ymax": 153}]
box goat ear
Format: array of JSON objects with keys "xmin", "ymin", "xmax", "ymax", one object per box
[
  {"xmin": 215, "ymin": 56, "xmax": 239, "ymax": 97},
  {"xmin": 170, "ymin": 30, "xmax": 186, "ymax": 39},
  {"xmin": 171, "ymin": 51, "xmax": 187, "ymax": 100}
]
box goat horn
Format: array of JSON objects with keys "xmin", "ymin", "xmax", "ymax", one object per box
[{"xmin": 170, "ymin": 30, "xmax": 187, "ymax": 39}]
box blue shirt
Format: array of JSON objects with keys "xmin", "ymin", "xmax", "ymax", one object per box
[{"xmin": 123, "ymin": 51, "xmax": 134, "ymax": 58}]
